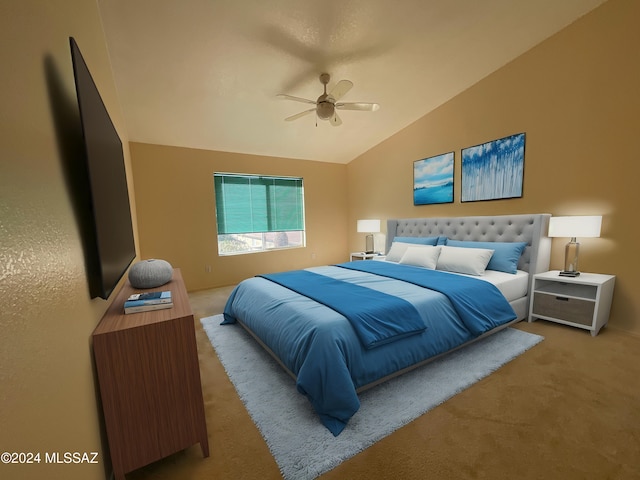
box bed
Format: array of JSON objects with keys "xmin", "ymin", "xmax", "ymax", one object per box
[{"xmin": 222, "ymin": 213, "xmax": 551, "ymax": 436}]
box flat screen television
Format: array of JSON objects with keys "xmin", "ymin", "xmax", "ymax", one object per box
[{"xmin": 69, "ymin": 37, "xmax": 136, "ymax": 299}]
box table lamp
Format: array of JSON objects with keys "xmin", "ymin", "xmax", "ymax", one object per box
[
  {"xmin": 357, "ymin": 219, "xmax": 380, "ymax": 254},
  {"xmin": 548, "ymin": 215, "xmax": 602, "ymax": 277}
]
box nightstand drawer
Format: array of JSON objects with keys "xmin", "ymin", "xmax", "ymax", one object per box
[{"xmin": 532, "ymin": 292, "xmax": 595, "ymax": 326}]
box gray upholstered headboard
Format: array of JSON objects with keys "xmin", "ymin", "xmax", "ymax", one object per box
[{"xmin": 386, "ymin": 214, "xmax": 551, "ymax": 317}]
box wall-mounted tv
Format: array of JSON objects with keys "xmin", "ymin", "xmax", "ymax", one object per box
[{"xmin": 69, "ymin": 37, "xmax": 136, "ymax": 299}]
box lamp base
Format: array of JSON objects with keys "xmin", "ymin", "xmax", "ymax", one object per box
[
  {"xmin": 563, "ymin": 238, "xmax": 580, "ymax": 276},
  {"xmin": 559, "ymin": 270, "xmax": 580, "ymax": 277},
  {"xmin": 365, "ymin": 234, "xmax": 374, "ymax": 254}
]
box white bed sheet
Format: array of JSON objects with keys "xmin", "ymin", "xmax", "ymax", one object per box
[
  {"xmin": 443, "ymin": 269, "xmax": 529, "ymax": 303},
  {"xmin": 378, "ymin": 260, "xmax": 529, "ymax": 303}
]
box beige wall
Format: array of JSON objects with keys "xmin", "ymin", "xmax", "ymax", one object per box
[
  {"xmin": 347, "ymin": 0, "xmax": 639, "ymax": 335},
  {"xmin": 0, "ymin": 1, "xmax": 137, "ymax": 479},
  {"xmin": 2, "ymin": 2, "xmax": 637, "ymax": 480},
  {"xmin": 130, "ymin": 143, "xmax": 348, "ymax": 291}
]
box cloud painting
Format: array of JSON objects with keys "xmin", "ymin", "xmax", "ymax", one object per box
[{"xmin": 413, "ymin": 152, "xmax": 454, "ymax": 205}]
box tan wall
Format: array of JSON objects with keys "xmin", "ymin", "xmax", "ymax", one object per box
[
  {"xmin": 130, "ymin": 143, "xmax": 348, "ymax": 291},
  {"xmin": 0, "ymin": 1, "xmax": 138, "ymax": 479},
  {"xmin": 2, "ymin": 1, "xmax": 635, "ymax": 478},
  {"xmin": 347, "ymin": 0, "xmax": 640, "ymax": 335}
]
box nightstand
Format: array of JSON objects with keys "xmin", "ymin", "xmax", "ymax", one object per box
[
  {"xmin": 529, "ymin": 271, "xmax": 615, "ymax": 336},
  {"xmin": 350, "ymin": 252, "xmax": 386, "ymax": 261}
]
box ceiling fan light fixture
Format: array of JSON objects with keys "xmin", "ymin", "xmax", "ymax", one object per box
[{"xmin": 316, "ymin": 101, "xmax": 334, "ymax": 120}]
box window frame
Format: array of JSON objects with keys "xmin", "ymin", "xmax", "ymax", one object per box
[{"xmin": 213, "ymin": 172, "xmax": 306, "ymax": 256}]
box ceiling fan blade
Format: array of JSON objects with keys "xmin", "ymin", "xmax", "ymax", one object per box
[
  {"xmin": 330, "ymin": 111, "xmax": 342, "ymax": 127},
  {"xmin": 277, "ymin": 94, "xmax": 316, "ymax": 105},
  {"xmin": 285, "ymin": 109, "xmax": 316, "ymax": 122},
  {"xmin": 335, "ymin": 102, "xmax": 380, "ymax": 112},
  {"xmin": 329, "ymin": 80, "xmax": 353, "ymax": 101}
]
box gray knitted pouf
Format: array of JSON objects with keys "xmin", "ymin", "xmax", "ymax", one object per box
[{"xmin": 128, "ymin": 259, "xmax": 173, "ymax": 289}]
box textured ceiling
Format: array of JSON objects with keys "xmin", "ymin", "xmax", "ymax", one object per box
[{"xmin": 97, "ymin": 0, "xmax": 606, "ymax": 164}]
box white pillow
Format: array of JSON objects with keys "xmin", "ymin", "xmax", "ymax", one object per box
[
  {"xmin": 399, "ymin": 245, "xmax": 441, "ymax": 269},
  {"xmin": 385, "ymin": 242, "xmax": 412, "ymax": 262},
  {"xmin": 436, "ymin": 245, "xmax": 494, "ymax": 276}
]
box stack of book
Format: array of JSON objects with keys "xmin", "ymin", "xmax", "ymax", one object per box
[{"xmin": 124, "ymin": 290, "xmax": 173, "ymax": 314}]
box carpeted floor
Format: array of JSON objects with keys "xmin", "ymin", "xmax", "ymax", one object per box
[
  {"xmin": 128, "ymin": 286, "xmax": 640, "ymax": 480},
  {"xmin": 201, "ymin": 315, "xmax": 542, "ymax": 480}
]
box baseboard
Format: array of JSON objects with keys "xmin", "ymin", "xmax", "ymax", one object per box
[{"xmin": 605, "ymin": 323, "xmax": 640, "ymax": 339}]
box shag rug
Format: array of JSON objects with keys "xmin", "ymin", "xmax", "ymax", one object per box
[{"xmin": 201, "ymin": 315, "xmax": 543, "ymax": 480}]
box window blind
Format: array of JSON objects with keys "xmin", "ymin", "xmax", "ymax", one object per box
[{"xmin": 214, "ymin": 174, "xmax": 304, "ymax": 234}]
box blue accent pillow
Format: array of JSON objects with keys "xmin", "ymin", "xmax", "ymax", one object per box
[
  {"xmin": 394, "ymin": 236, "xmax": 446, "ymax": 246},
  {"xmin": 445, "ymin": 240, "xmax": 528, "ymax": 274}
]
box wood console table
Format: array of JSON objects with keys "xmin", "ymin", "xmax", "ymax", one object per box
[{"xmin": 92, "ymin": 268, "xmax": 209, "ymax": 480}]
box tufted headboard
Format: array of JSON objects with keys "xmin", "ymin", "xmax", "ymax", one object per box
[{"xmin": 386, "ymin": 214, "xmax": 551, "ymax": 317}]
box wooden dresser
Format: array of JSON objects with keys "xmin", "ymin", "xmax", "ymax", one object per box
[{"xmin": 92, "ymin": 268, "xmax": 209, "ymax": 480}]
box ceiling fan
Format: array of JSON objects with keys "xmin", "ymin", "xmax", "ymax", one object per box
[{"xmin": 277, "ymin": 73, "xmax": 380, "ymax": 126}]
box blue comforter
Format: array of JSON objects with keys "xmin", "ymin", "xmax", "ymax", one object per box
[
  {"xmin": 222, "ymin": 262, "xmax": 517, "ymax": 436},
  {"xmin": 258, "ymin": 270, "xmax": 426, "ymax": 349},
  {"xmin": 336, "ymin": 261, "xmax": 516, "ymax": 335}
]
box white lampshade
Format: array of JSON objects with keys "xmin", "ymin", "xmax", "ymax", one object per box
[
  {"xmin": 357, "ymin": 219, "xmax": 381, "ymax": 233},
  {"xmin": 548, "ymin": 216, "xmax": 602, "ymax": 238}
]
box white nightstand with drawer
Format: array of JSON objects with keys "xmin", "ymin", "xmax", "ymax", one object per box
[{"xmin": 528, "ymin": 271, "xmax": 615, "ymax": 336}]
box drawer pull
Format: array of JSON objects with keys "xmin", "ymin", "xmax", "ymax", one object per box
[{"xmin": 555, "ymin": 296, "xmax": 569, "ymax": 301}]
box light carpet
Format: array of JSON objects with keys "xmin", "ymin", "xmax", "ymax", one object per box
[{"xmin": 201, "ymin": 315, "xmax": 543, "ymax": 480}]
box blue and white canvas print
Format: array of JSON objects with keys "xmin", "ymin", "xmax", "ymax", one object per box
[
  {"xmin": 413, "ymin": 152, "xmax": 454, "ymax": 205},
  {"xmin": 461, "ymin": 133, "xmax": 525, "ymax": 202}
]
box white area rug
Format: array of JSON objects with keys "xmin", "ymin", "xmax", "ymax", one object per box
[{"xmin": 201, "ymin": 315, "xmax": 543, "ymax": 480}]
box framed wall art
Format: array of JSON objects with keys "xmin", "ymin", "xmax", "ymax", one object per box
[
  {"xmin": 413, "ymin": 152, "xmax": 454, "ymax": 205},
  {"xmin": 461, "ymin": 132, "xmax": 525, "ymax": 202}
]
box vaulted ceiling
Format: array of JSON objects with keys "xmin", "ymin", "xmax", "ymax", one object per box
[{"xmin": 97, "ymin": 0, "xmax": 606, "ymax": 164}]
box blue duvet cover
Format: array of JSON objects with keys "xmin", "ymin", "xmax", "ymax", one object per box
[{"xmin": 222, "ymin": 261, "xmax": 516, "ymax": 436}]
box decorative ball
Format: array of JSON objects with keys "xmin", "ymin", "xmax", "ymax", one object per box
[{"xmin": 128, "ymin": 259, "xmax": 173, "ymax": 289}]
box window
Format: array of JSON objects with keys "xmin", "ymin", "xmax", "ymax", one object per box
[{"xmin": 214, "ymin": 173, "xmax": 305, "ymax": 255}]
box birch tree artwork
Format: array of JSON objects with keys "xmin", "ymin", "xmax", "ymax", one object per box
[{"xmin": 462, "ymin": 133, "xmax": 525, "ymax": 202}]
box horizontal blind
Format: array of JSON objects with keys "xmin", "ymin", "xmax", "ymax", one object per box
[{"xmin": 214, "ymin": 174, "xmax": 304, "ymax": 234}]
